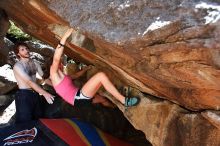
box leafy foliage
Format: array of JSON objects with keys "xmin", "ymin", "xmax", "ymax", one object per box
[{"xmin": 7, "ymin": 20, "xmax": 30, "ymax": 41}]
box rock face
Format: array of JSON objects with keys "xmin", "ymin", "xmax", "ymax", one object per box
[
  {"xmin": 45, "ymin": 0, "xmax": 220, "ymax": 111},
  {"xmin": 0, "ymin": 0, "xmax": 220, "ymax": 146},
  {"xmin": 0, "ymin": 9, "xmax": 9, "ymax": 66}
]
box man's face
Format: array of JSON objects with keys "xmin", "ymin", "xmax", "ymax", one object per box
[{"xmin": 17, "ymin": 45, "xmax": 30, "ymax": 59}]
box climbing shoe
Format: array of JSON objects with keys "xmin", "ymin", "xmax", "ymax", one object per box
[{"xmin": 124, "ymin": 97, "xmax": 140, "ymax": 107}]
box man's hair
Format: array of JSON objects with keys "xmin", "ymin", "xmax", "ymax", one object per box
[{"xmin": 14, "ymin": 42, "xmax": 30, "ymax": 58}]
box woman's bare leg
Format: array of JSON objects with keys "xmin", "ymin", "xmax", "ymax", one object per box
[{"xmin": 81, "ymin": 72, "xmax": 125, "ymax": 104}]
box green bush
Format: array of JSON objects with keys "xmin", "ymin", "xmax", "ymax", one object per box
[{"xmin": 7, "ymin": 20, "xmax": 30, "ymax": 41}]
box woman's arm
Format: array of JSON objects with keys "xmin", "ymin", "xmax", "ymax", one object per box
[{"xmin": 50, "ymin": 28, "xmax": 74, "ymax": 75}]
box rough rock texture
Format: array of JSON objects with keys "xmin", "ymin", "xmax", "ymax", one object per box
[
  {"xmin": 44, "ymin": 0, "xmax": 220, "ymax": 111},
  {"xmin": 114, "ymin": 92, "xmax": 220, "ymax": 146},
  {"xmin": 0, "ymin": 76, "xmax": 16, "ymax": 95},
  {"xmin": 0, "ymin": 0, "xmax": 220, "ymax": 146},
  {"xmin": 0, "ymin": 9, "xmax": 9, "ymax": 66}
]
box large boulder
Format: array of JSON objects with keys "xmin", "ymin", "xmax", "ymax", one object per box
[
  {"xmin": 0, "ymin": 1, "xmax": 220, "ymax": 146},
  {"xmin": 0, "ymin": 9, "xmax": 9, "ymax": 66}
]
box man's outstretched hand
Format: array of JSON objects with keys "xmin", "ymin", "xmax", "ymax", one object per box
[{"xmin": 43, "ymin": 92, "xmax": 54, "ymax": 104}]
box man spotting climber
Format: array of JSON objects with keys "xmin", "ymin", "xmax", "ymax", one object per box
[{"xmin": 13, "ymin": 42, "xmax": 54, "ymax": 123}]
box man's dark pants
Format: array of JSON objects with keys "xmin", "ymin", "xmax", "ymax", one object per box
[{"xmin": 15, "ymin": 89, "xmax": 43, "ymax": 123}]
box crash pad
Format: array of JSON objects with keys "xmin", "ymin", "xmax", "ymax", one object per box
[{"xmin": 0, "ymin": 118, "xmax": 132, "ymax": 146}]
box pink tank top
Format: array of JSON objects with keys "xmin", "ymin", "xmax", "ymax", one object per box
[{"xmin": 54, "ymin": 75, "xmax": 78, "ymax": 105}]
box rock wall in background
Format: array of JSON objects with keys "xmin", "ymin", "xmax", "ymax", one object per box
[{"xmin": 0, "ymin": 0, "xmax": 220, "ymax": 146}]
